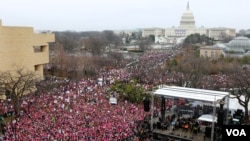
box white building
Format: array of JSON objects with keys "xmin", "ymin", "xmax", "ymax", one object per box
[
  {"xmin": 142, "ymin": 28, "xmax": 165, "ymax": 37},
  {"xmin": 155, "ymin": 36, "xmax": 170, "ymax": 44},
  {"xmin": 200, "ymin": 46, "xmax": 225, "ymax": 59},
  {"xmin": 142, "ymin": 2, "xmax": 236, "ymax": 42},
  {"xmin": 200, "ymin": 36, "xmax": 250, "ymax": 58},
  {"xmin": 207, "ymin": 28, "xmax": 236, "ymax": 40},
  {"xmin": 165, "ymin": 2, "xmax": 207, "ymax": 37}
]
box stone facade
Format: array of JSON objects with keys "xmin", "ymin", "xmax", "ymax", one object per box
[
  {"xmin": 142, "ymin": 28, "xmax": 164, "ymax": 37},
  {"xmin": 0, "ymin": 20, "xmax": 55, "ymax": 79},
  {"xmin": 207, "ymin": 28, "xmax": 236, "ymax": 40},
  {"xmin": 200, "ymin": 46, "xmax": 225, "ymax": 59}
]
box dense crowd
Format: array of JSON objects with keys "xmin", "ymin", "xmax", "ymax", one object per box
[
  {"xmin": 127, "ymin": 51, "xmax": 176, "ymax": 85},
  {"xmin": 2, "ymin": 69, "xmax": 152, "ymax": 140},
  {"xmin": 1, "ymin": 49, "xmax": 231, "ymax": 140}
]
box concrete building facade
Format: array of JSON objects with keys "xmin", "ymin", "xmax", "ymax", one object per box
[
  {"xmin": 200, "ymin": 36, "xmax": 250, "ymax": 59},
  {"xmin": 0, "ymin": 20, "xmax": 55, "ymax": 79},
  {"xmin": 207, "ymin": 28, "xmax": 236, "ymax": 40},
  {"xmin": 165, "ymin": 2, "xmax": 207, "ymax": 38},
  {"xmin": 142, "ymin": 28, "xmax": 165, "ymax": 38},
  {"xmin": 200, "ymin": 46, "xmax": 225, "ymax": 59}
]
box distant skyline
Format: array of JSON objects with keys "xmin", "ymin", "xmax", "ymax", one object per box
[{"xmin": 0, "ymin": 0, "xmax": 249, "ymax": 32}]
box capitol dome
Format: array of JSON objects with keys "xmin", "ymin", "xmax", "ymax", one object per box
[
  {"xmin": 227, "ymin": 36, "xmax": 250, "ymax": 52},
  {"xmin": 179, "ymin": 2, "xmax": 196, "ymax": 29}
]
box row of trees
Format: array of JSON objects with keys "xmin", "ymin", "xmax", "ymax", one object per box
[
  {"xmin": 50, "ymin": 30, "xmax": 157, "ymax": 56},
  {"xmin": 183, "ymin": 32, "xmax": 236, "ymax": 45},
  {"xmin": 183, "ymin": 33, "xmax": 214, "ymax": 45},
  {"xmin": 48, "ymin": 42, "xmax": 129, "ymax": 79},
  {"xmin": 50, "ymin": 30, "xmax": 122, "ymax": 53},
  {"xmin": 48, "ymin": 30, "xmax": 156, "ymax": 78}
]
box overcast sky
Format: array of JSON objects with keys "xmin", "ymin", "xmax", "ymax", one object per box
[{"xmin": 0, "ymin": 0, "xmax": 249, "ymax": 32}]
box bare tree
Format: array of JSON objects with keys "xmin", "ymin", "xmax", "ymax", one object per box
[
  {"xmin": 237, "ymin": 29, "xmax": 246, "ymax": 37},
  {"xmin": 0, "ymin": 68, "xmax": 38, "ymax": 114},
  {"xmin": 107, "ymin": 52, "xmax": 124, "ymax": 68},
  {"xmin": 51, "ymin": 31, "xmax": 81, "ymax": 53},
  {"xmin": 84, "ymin": 37, "xmax": 105, "ymax": 56},
  {"xmin": 102, "ymin": 30, "xmax": 121, "ymax": 46},
  {"xmin": 226, "ymin": 64, "xmax": 250, "ymax": 123},
  {"xmin": 219, "ymin": 32, "xmax": 234, "ymax": 43},
  {"xmin": 68, "ymin": 56, "xmax": 82, "ymax": 80},
  {"xmin": 51, "ymin": 43, "xmax": 70, "ymax": 77},
  {"xmin": 170, "ymin": 52, "xmax": 210, "ymax": 88},
  {"xmin": 138, "ymin": 38, "xmax": 151, "ymax": 52}
]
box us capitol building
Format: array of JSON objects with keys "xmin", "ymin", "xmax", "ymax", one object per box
[{"xmin": 142, "ymin": 2, "xmax": 236, "ymax": 44}]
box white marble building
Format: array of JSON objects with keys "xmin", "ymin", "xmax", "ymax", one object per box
[
  {"xmin": 142, "ymin": 2, "xmax": 236, "ymax": 42},
  {"xmin": 165, "ymin": 2, "xmax": 207, "ymax": 37}
]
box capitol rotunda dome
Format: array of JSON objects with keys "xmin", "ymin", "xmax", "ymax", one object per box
[{"xmin": 179, "ymin": 2, "xmax": 196, "ymax": 29}]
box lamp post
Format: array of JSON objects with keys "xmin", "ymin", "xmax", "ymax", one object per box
[
  {"xmin": 211, "ymin": 97, "xmax": 216, "ymax": 141},
  {"xmin": 85, "ymin": 118, "xmax": 90, "ymax": 141},
  {"xmin": 161, "ymin": 96, "xmax": 166, "ymax": 123},
  {"xmin": 150, "ymin": 91, "xmax": 154, "ymax": 132},
  {"xmin": 211, "ymin": 99, "xmax": 225, "ymax": 141},
  {"xmin": 218, "ymin": 100, "xmax": 225, "ymax": 128}
]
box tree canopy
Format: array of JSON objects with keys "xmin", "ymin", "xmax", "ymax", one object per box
[
  {"xmin": 183, "ymin": 33, "xmax": 214, "ymax": 45},
  {"xmin": 109, "ymin": 80, "xmax": 150, "ymax": 103}
]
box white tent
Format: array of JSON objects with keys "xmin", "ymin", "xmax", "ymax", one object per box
[
  {"xmin": 198, "ymin": 114, "xmax": 217, "ymax": 123},
  {"xmin": 227, "ymin": 96, "xmax": 250, "ymax": 112},
  {"xmin": 154, "ymin": 85, "xmax": 229, "ymax": 102}
]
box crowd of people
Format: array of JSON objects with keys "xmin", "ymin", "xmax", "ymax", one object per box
[
  {"xmin": 127, "ymin": 50, "xmax": 176, "ymax": 85},
  {"xmin": 0, "ymin": 47, "xmax": 233, "ymax": 140},
  {"xmin": 2, "ymin": 68, "xmax": 153, "ymax": 140}
]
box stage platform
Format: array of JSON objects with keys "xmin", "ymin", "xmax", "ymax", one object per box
[
  {"xmin": 150, "ymin": 105, "xmax": 217, "ymax": 141},
  {"xmin": 152, "ymin": 126, "xmax": 212, "ymax": 141}
]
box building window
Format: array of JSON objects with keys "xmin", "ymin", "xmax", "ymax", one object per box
[
  {"xmin": 205, "ymin": 51, "xmax": 208, "ymax": 57},
  {"xmin": 33, "ymin": 45, "xmax": 46, "ymax": 53},
  {"xmin": 211, "ymin": 51, "xmax": 214, "ymax": 58},
  {"xmin": 34, "ymin": 65, "xmax": 41, "ymax": 71}
]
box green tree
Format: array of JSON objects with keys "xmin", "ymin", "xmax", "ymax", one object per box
[
  {"xmin": 167, "ymin": 59, "xmax": 178, "ymax": 67},
  {"xmin": 184, "ymin": 33, "xmax": 214, "ymax": 45},
  {"xmin": 109, "ymin": 80, "xmax": 150, "ymax": 103}
]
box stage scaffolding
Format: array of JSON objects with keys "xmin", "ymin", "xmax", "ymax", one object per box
[{"xmin": 150, "ymin": 85, "xmax": 230, "ymax": 141}]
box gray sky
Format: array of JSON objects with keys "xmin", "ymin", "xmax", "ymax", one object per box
[{"xmin": 0, "ymin": 0, "xmax": 249, "ymax": 32}]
